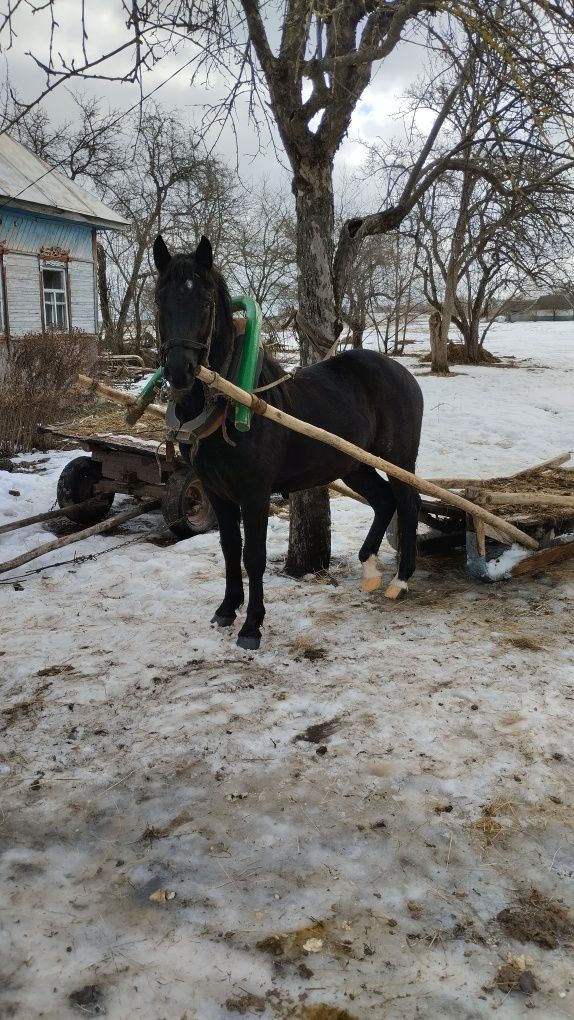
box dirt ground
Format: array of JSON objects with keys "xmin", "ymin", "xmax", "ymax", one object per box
[{"xmin": 1, "ymin": 529, "xmax": 573, "ymax": 1019}]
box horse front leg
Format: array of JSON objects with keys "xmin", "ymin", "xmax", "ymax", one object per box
[
  {"xmin": 207, "ymin": 490, "xmax": 244, "ymax": 627},
  {"xmin": 237, "ymin": 495, "xmax": 270, "ymax": 650}
]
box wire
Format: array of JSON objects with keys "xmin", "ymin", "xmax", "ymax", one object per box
[{"xmin": 0, "ymin": 52, "xmax": 200, "ymax": 217}]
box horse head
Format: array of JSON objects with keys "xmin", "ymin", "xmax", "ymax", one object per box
[{"xmin": 154, "ymin": 234, "xmax": 232, "ymax": 392}]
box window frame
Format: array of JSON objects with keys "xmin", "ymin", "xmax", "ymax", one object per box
[{"xmin": 41, "ymin": 261, "xmax": 70, "ymax": 331}]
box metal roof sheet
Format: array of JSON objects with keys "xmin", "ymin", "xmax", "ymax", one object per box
[{"xmin": 0, "ymin": 132, "xmax": 128, "ymax": 229}]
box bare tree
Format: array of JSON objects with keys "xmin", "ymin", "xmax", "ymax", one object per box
[
  {"xmin": 3, "ymin": 1, "xmax": 574, "ymax": 574},
  {"xmin": 225, "ymin": 183, "xmax": 296, "ymax": 317}
]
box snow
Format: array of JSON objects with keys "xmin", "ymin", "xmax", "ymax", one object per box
[{"xmin": 1, "ymin": 321, "xmax": 573, "ymax": 1020}]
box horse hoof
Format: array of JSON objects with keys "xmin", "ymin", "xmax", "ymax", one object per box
[
  {"xmin": 361, "ymin": 554, "xmax": 383, "ymax": 592},
  {"xmin": 211, "ymin": 613, "xmax": 235, "ymax": 627},
  {"xmin": 237, "ymin": 634, "xmax": 260, "ymax": 650},
  {"xmin": 384, "ymin": 575, "xmax": 408, "ymax": 600}
]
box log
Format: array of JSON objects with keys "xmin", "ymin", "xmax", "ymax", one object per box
[
  {"xmin": 0, "ymin": 499, "xmax": 160, "ymax": 575},
  {"xmin": 0, "ymin": 499, "xmax": 102, "ymax": 536},
  {"xmin": 77, "ymin": 374, "xmax": 166, "ymax": 419},
  {"xmin": 475, "ymin": 490, "xmax": 574, "ymax": 509},
  {"xmin": 77, "ymin": 372, "xmax": 539, "ymax": 551}
]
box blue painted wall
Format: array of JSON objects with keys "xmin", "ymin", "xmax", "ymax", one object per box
[{"xmin": 0, "ymin": 206, "xmax": 94, "ymax": 259}]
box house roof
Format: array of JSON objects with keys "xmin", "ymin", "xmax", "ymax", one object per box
[{"xmin": 0, "ymin": 132, "xmax": 128, "ymax": 229}]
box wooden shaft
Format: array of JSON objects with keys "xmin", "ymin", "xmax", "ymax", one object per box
[
  {"xmin": 0, "ymin": 499, "xmax": 102, "ymax": 536},
  {"xmin": 0, "ymin": 499, "xmax": 160, "ymax": 575},
  {"xmin": 77, "ymin": 371, "xmax": 539, "ymax": 551},
  {"xmin": 77, "ymin": 374, "xmax": 166, "ymax": 419},
  {"xmin": 195, "ymin": 366, "xmax": 539, "ymax": 551},
  {"xmin": 329, "ymin": 480, "xmax": 369, "ymax": 505}
]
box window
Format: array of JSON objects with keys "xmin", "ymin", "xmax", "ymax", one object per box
[{"xmin": 42, "ymin": 266, "xmax": 68, "ymax": 329}]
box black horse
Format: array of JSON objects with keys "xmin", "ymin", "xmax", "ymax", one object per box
[{"xmin": 154, "ymin": 235, "xmax": 423, "ymax": 650}]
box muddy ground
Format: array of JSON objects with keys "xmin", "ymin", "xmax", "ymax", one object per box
[{"xmin": 1, "ymin": 526, "xmax": 573, "ymax": 1019}]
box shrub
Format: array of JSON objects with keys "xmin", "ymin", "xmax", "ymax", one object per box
[{"xmin": 0, "ymin": 330, "xmax": 97, "ymax": 455}]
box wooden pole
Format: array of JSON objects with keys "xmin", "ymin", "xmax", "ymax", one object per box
[
  {"xmin": 0, "ymin": 499, "xmax": 103, "ymax": 536},
  {"xmin": 77, "ymin": 372, "xmax": 539, "ymax": 551},
  {"xmin": 0, "ymin": 499, "xmax": 160, "ymax": 575},
  {"xmin": 77, "ymin": 374, "xmax": 166, "ymax": 419},
  {"xmin": 194, "ymin": 367, "xmax": 539, "ymax": 551},
  {"xmin": 430, "ymin": 451, "xmax": 571, "ymax": 489},
  {"xmin": 476, "ymin": 491, "xmax": 574, "ymax": 509}
]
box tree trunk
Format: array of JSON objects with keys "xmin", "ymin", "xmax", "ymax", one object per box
[
  {"xmin": 466, "ymin": 315, "xmax": 481, "ymax": 363},
  {"xmin": 429, "ymin": 310, "xmax": 448, "ymax": 373},
  {"xmin": 284, "ymin": 160, "xmax": 336, "ymax": 577},
  {"xmin": 96, "ymin": 243, "xmax": 118, "ymax": 352}
]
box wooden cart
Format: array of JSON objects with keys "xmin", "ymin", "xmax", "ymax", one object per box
[{"xmin": 40, "ymin": 425, "xmax": 216, "ymax": 539}]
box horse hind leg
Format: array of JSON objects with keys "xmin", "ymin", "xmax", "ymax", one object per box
[
  {"xmin": 341, "ymin": 467, "xmax": 396, "ymax": 592},
  {"xmin": 385, "ymin": 477, "xmax": 420, "ymax": 599}
]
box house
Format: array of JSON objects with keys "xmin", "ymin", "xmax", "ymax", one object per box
[
  {"xmin": 0, "ymin": 133, "xmax": 127, "ymax": 344},
  {"xmin": 501, "ymin": 293, "xmax": 574, "ymax": 322}
]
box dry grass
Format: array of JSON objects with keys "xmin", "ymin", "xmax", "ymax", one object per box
[
  {"xmin": 418, "ymin": 342, "xmax": 502, "ymax": 366},
  {"xmin": 471, "ymin": 798, "xmax": 517, "ymax": 849},
  {"xmin": 0, "ymin": 330, "xmax": 97, "ymax": 455}
]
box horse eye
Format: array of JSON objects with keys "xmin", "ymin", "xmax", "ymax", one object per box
[{"xmin": 185, "ymin": 279, "xmax": 193, "ymax": 291}]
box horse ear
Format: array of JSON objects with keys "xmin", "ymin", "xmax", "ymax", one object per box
[
  {"xmin": 195, "ymin": 235, "xmax": 213, "ymax": 271},
  {"xmin": 153, "ymin": 235, "xmax": 171, "ymax": 273}
]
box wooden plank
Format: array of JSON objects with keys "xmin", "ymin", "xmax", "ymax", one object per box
[
  {"xmin": 510, "ymin": 541, "xmax": 574, "ymax": 577},
  {"xmin": 0, "ymin": 499, "xmax": 161, "ymax": 575},
  {"xmin": 96, "ymin": 479, "xmax": 164, "ymax": 498}
]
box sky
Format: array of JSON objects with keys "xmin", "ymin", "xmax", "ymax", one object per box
[{"xmin": 0, "ymin": 0, "xmax": 432, "ymax": 216}]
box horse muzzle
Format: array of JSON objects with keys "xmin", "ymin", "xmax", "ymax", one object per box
[{"xmin": 164, "ymin": 345, "xmax": 197, "ymax": 391}]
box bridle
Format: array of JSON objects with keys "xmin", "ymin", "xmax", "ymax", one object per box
[{"xmin": 159, "ymin": 295, "xmax": 217, "ymax": 382}]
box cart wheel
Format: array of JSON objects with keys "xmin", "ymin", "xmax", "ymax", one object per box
[
  {"xmin": 57, "ymin": 456, "xmax": 114, "ymax": 525},
  {"xmin": 161, "ymin": 470, "xmax": 217, "ymax": 539}
]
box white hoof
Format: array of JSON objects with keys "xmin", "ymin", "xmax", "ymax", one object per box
[
  {"xmin": 384, "ymin": 574, "xmax": 408, "ymax": 600},
  {"xmin": 362, "ymin": 555, "xmax": 383, "ymax": 592}
]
